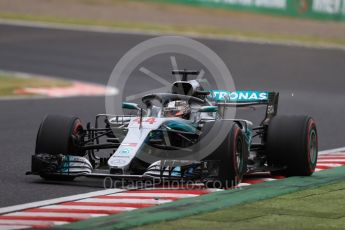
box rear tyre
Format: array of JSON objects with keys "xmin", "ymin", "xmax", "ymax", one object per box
[
  {"xmin": 35, "ymin": 115, "xmax": 85, "ymax": 181},
  {"xmin": 203, "ymin": 122, "xmax": 248, "ymax": 188},
  {"xmin": 266, "ymin": 115, "xmax": 318, "ymax": 176}
]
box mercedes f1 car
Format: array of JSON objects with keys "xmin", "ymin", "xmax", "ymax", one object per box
[{"xmin": 27, "ymin": 70, "xmax": 318, "ymax": 188}]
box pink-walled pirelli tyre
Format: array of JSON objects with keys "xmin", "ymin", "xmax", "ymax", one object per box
[
  {"xmin": 203, "ymin": 121, "xmax": 248, "ymax": 188},
  {"xmin": 267, "ymin": 115, "xmax": 318, "ymax": 176}
]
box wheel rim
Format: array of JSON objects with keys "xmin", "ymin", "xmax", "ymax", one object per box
[
  {"xmin": 72, "ymin": 120, "xmax": 83, "ymax": 136},
  {"xmin": 70, "ymin": 119, "xmax": 84, "ymax": 155},
  {"xmin": 309, "ymin": 129, "xmax": 318, "ymax": 165},
  {"xmin": 235, "ymin": 137, "xmax": 243, "ymax": 171}
]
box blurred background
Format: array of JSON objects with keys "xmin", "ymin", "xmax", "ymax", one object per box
[{"xmin": 1, "ymin": 0, "xmax": 345, "ymax": 47}]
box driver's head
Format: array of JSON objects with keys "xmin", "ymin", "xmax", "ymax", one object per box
[{"xmin": 163, "ymin": 100, "xmax": 191, "ymax": 119}]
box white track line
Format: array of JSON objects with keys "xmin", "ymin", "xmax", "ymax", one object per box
[
  {"xmin": 0, "ymin": 189, "xmax": 125, "ymax": 215},
  {"xmin": 0, "ymin": 225, "xmax": 31, "ymax": 230},
  {"xmin": 5, "ymin": 212, "xmax": 106, "ymax": 218},
  {"xmin": 105, "ymin": 193, "xmax": 198, "ymax": 198},
  {"xmin": 262, "ymin": 178, "xmax": 277, "ymax": 182},
  {"xmin": 0, "ymin": 19, "xmax": 344, "ymax": 51},
  {"xmin": 318, "ymin": 155, "xmax": 345, "ymax": 158},
  {"xmin": 76, "ymin": 198, "xmax": 172, "ymax": 205},
  {"xmin": 0, "ymin": 220, "xmax": 68, "ymax": 226},
  {"xmin": 38, "ymin": 205, "xmax": 136, "ymax": 212},
  {"xmin": 319, "ymin": 147, "xmax": 345, "ymax": 155},
  {"xmin": 316, "ymin": 163, "xmax": 343, "ymax": 167},
  {"xmin": 317, "ymin": 159, "xmax": 345, "ymax": 163},
  {"xmin": 238, "ymin": 183, "xmax": 251, "ymax": 186}
]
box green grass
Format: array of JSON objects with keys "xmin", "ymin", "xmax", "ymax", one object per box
[
  {"xmin": 131, "ymin": 181, "xmax": 345, "ymax": 230},
  {"xmin": 0, "ymin": 72, "xmax": 71, "ymax": 96},
  {"xmin": 1, "ymin": 12, "xmax": 345, "ymax": 48}
]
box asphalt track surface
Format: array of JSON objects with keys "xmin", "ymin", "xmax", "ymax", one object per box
[{"xmin": 0, "ymin": 24, "xmax": 345, "ymax": 207}]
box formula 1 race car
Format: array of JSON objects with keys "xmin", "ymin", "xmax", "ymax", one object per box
[{"xmin": 27, "ymin": 70, "xmax": 318, "ymax": 188}]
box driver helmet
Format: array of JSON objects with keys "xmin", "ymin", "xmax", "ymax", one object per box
[{"xmin": 163, "ymin": 100, "xmax": 191, "ymax": 119}]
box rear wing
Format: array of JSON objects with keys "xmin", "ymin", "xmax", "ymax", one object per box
[{"xmin": 208, "ymin": 90, "xmax": 279, "ymax": 125}]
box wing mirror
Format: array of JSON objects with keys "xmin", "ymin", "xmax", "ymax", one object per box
[
  {"xmin": 122, "ymin": 102, "xmax": 140, "ymax": 110},
  {"xmin": 199, "ymin": 106, "xmax": 218, "ymax": 113}
]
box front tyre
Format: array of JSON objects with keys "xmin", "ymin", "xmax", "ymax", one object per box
[
  {"xmin": 35, "ymin": 115, "xmax": 85, "ymax": 156},
  {"xmin": 34, "ymin": 115, "xmax": 85, "ymax": 181},
  {"xmin": 267, "ymin": 115, "xmax": 318, "ymax": 176},
  {"xmin": 204, "ymin": 122, "xmax": 248, "ymax": 188}
]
